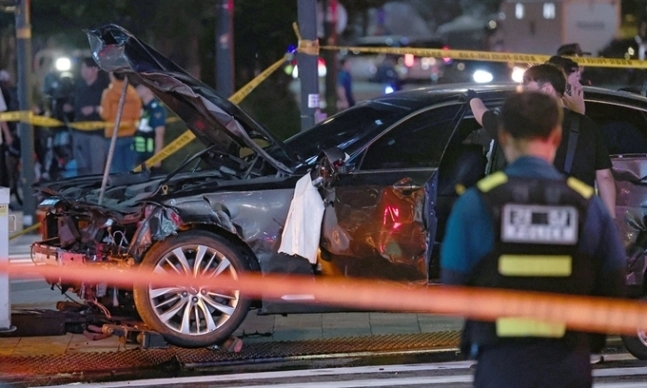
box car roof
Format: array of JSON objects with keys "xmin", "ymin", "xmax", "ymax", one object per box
[{"xmin": 365, "ymin": 83, "xmax": 647, "ymax": 112}]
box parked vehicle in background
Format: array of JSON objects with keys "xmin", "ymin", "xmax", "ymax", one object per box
[
  {"xmin": 342, "ymin": 35, "xmax": 448, "ymax": 84},
  {"xmin": 584, "ymin": 37, "xmax": 643, "ymax": 88}
]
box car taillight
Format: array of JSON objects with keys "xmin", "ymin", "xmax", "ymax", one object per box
[
  {"xmin": 442, "ymin": 46, "xmax": 452, "ymax": 64},
  {"xmin": 404, "ymin": 53, "xmax": 414, "ymax": 67}
]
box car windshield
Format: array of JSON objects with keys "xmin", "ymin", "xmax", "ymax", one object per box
[{"xmin": 278, "ymin": 102, "xmax": 409, "ymax": 164}]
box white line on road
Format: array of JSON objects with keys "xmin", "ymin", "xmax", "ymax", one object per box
[
  {"xmin": 40, "ymin": 361, "xmax": 476, "ymax": 387},
  {"xmin": 39, "ymin": 360, "xmax": 647, "ymax": 388}
]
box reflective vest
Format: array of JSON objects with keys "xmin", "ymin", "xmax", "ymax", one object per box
[
  {"xmin": 463, "ymin": 172, "xmax": 598, "ymax": 348},
  {"xmin": 133, "ymin": 115, "xmax": 155, "ymax": 154}
]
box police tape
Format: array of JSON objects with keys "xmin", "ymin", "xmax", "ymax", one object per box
[
  {"xmin": 0, "ymin": 260, "xmax": 645, "ymax": 336},
  {"xmin": 133, "ymin": 54, "xmax": 290, "ymax": 171},
  {"xmin": 8, "ymin": 223, "xmax": 40, "ymax": 240},
  {"xmin": 132, "ymin": 130, "xmax": 196, "ymax": 172},
  {"xmin": 320, "ymin": 44, "xmax": 647, "ymax": 69},
  {"xmin": 0, "ymin": 111, "xmax": 179, "ymax": 131}
]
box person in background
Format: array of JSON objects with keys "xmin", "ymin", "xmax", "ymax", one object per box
[
  {"xmin": 556, "ymin": 43, "xmax": 591, "ymax": 86},
  {"xmin": 336, "ymin": 58, "xmax": 355, "ymax": 111},
  {"xmin": 133, "ymin": 84, "xmax": 166, "ymax": 170},
  {"xmin": 467, "ymin": 64, "xmax": 616, "ymax": 219},
  {"xmin": 66, "ymin": 57, "xmax": 107, "ymax": 176},
  {"xmin": 442, "ymin": 91, "xmax": 625, "ymax": 387},
  {"xmin": 100, "ymin": 72, "xmax": 142, "ymax": 173},
  {"xmin": 0, "ymin": 85, "xmax": 12, "ymax": 187},
  {"xmin": 547, "ymin": 55, "xmax": 585, "ymax": 115}
]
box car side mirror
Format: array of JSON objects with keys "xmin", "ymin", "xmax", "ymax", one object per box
[{"xmin": 312, "ymin": 147, "xmax": 348, "ymax": 187}]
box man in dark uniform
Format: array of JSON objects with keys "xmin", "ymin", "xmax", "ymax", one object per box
[
  {"xmin": 441, "ymin": 91, "xmax": 625, "ymax": 388},
  {"xmin": 134, "ymin": 84, "xmax": 166, "ymax": 169},
  {"xmin": 467, "ymin": 64, "xmax": 616, "ymax": 219}
]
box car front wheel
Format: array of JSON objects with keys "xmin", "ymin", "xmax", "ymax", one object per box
[
  {"xmin": 133, "ymin": 230, "xmax": 253, "ymax": 348},
  {"xmin": 621, "ymin": 296, "xmax": 647, "ymax": 360},
  {"xmin": 622, "ymin": 327, "xmax": 647, "ymax": 360}
]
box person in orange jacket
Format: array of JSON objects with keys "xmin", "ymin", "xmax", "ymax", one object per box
[{"xmin": 100, "ymin": 72, "xmax": 142, "ymax": 173}]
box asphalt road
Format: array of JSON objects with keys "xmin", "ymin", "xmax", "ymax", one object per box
[{"xmin": 37, "ymin": 355, "xmax": 647, "ymax": 388}]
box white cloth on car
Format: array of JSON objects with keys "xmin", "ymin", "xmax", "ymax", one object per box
[{"xmin": 278, "ymin": 173, "xmax": 325, "ymax": 264}]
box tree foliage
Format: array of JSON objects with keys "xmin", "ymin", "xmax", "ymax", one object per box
[{"xmin": 1, "ymin": 0, "xmax": 404, "ymax": 139}]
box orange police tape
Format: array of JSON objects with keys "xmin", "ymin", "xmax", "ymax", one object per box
[{"xmin": 0, "ymin": 260, "xmax": 644, "ymax": 337}]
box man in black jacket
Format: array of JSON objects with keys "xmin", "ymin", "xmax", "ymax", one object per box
[{"xmin": 466, "ymin": 63, "xmax": 616, "ymax": 219}]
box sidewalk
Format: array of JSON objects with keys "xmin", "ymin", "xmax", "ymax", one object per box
[{"xmin": 4, "ymin": 227, "xmax": 463, "ymax": 357}]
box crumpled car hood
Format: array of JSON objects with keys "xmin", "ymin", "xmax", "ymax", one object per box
[{"xmin": 85, "ymin": 24, "xmax": 296, "ymax": 174}]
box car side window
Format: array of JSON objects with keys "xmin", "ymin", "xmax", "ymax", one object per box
[
  {"xmin": 586, "ymin": 101, "xmax": 647, "ymax": 155},
  {"xmin": 360, "ymin": 105, "xmax": 461, "ymax": 170}
]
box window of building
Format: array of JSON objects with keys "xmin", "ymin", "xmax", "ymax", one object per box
[
  {"xmin": 543, "ymin": 3, "xmax": 556, "ymax": 19},
  {"xmin": 515, "ymin": 3, "xmax": 524, "ymax": 19}
]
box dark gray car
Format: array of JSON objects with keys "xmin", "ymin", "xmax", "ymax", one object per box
[{"xmin": 31, "ymin": 25, "xmax": 647, "ymax": 356}]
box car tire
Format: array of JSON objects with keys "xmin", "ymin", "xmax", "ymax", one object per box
[
  {"xmin": 133, "ymin": 230, "xmax": 253, "ymax": 348},
  {"xmin": 622, "ymin": 329, "xmax": 647, "ymax": 360},
  {"xmin": 621, "ymin": 297, "xmax": 647, "ymax": 360}
]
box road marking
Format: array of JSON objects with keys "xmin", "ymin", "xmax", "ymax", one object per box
[
  {"xmin": 9, "ymin": 254, "xmax": 35, "ymax": 267},
  {"xmin": 41, "ymin": 361, "xmax": 475, "ymax": 387},
  {"xmin": 40, "ymin": 360, "xmax": 647, "ymax": 388}
]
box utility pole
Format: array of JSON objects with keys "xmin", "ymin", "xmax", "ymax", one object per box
[
  {"xmin": 322, "ymin": 0, "xmax": 338, "ymax": 116},
  {"xmin": 216, "ymin": 0, "xmax": 234, "ymax": 97},
  {"xmin": 15, "ymin": 0, "xmax": 34, "ymax": 226},
  {"xmin": 297, "ymin": 0, "xmax": 319, "ymax": 131}
]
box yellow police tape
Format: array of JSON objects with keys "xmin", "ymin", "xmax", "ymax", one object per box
[
  {"xmin": 0, "ymin": 260, "xmax": 645, "ymax": 337},
  {"xmin": 0, "ymin": 110, "xmax": 176, "ymax": 131},
  {"xmin": 7, "ymin": 53, "xmax": 289, "ymax": 238},
  {"xmin": 321, "ymin": 45, "xmax": 647, "ymax": 69},
  {"xmin": 132, "ymin": 53, "xmax": 290, "ymax": 172}
]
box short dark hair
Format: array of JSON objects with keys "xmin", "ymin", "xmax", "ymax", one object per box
[
  {"xmin": 523, "ymin": 63, "xmax": 567, "ymax": 96},
  {"xmin": 81, "ymin": 57, "xmax": 98, "ymax": 68},
  {"xmin": 546, "ymin": 55, "xmax": 579, "ymax": 76},
  {"xmin": 500, "ymin": 91, "xmax": 563, "ymax": 140}
]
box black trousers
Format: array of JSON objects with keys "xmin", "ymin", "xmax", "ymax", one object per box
[{"xmin": 474, "ymin": 342, "xmax": 592, "ymax": 388}]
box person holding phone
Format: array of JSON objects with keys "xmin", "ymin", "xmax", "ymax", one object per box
[
  {"xmin": 466, "ymin": 64, "xmax": 616, "ymax": 220},
  {"xmin": 547, "ymin": 55, "xmax": 585, "ymax": 114}
]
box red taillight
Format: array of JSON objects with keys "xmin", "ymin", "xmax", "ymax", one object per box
[
  {"xmin": 442, "ymin": 46, "xmax": 452, "ymax": 64},
  {"xmin": 404, "ymin": 53, "xmax": 414, "ymax": 67}
]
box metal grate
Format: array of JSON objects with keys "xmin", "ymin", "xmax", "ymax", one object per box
[{"xmin": 0, "ymin": 331, "xmax": 460, "ymax": 383}]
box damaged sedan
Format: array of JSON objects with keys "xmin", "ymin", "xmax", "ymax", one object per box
[{"xmin": 31, "ymin": 25, "xmax": 647, "ymax": 354}]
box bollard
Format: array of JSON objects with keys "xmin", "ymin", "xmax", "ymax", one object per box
[{"xmin": 0, "ymin": 187, "xmax": 15, "ymax": 333}]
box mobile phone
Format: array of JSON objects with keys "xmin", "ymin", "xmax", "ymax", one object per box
[{"xmin": 565, "ymin": 83, "xmax": 572, "ymax": 96}]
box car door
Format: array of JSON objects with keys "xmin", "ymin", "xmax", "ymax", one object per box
[
  {"xmin": 584, "ymin": 97, "xmax": 647, "ymax": 291},
  {"xmin": 319, "ymin": 102, "xmax": 466, "ymax": 283}
]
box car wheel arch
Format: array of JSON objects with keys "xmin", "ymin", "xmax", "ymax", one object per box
[
  {"xmin": 184, "ymin": 223, "xmax": 261, "ymax": 272},
  {"xmin": 133, "ymin": 228, "xmax": 260, "ymax": 347}
]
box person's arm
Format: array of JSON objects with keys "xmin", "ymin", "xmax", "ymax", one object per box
[
  {"xmin": 0, "ymin": 121, "xmax": 11, "ymax": 145},
  {"xmin": 596, "ymin": 168, "xmax": 616, "ymax": 218},
  {"xmin": 466, "ymin": 90, "xmax": 498, "ymax": 139},
  {"xmin": 469, "ymin": 97, "xmax": 489, "ymax": 126},
  {"xmin": 589, "ymin": 116, "xmax": 616, "ymax": 217}
]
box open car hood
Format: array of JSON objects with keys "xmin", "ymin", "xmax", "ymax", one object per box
[{"xmin": 85, "ymin": 24, "xmax": 296, "ymax": 174}]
